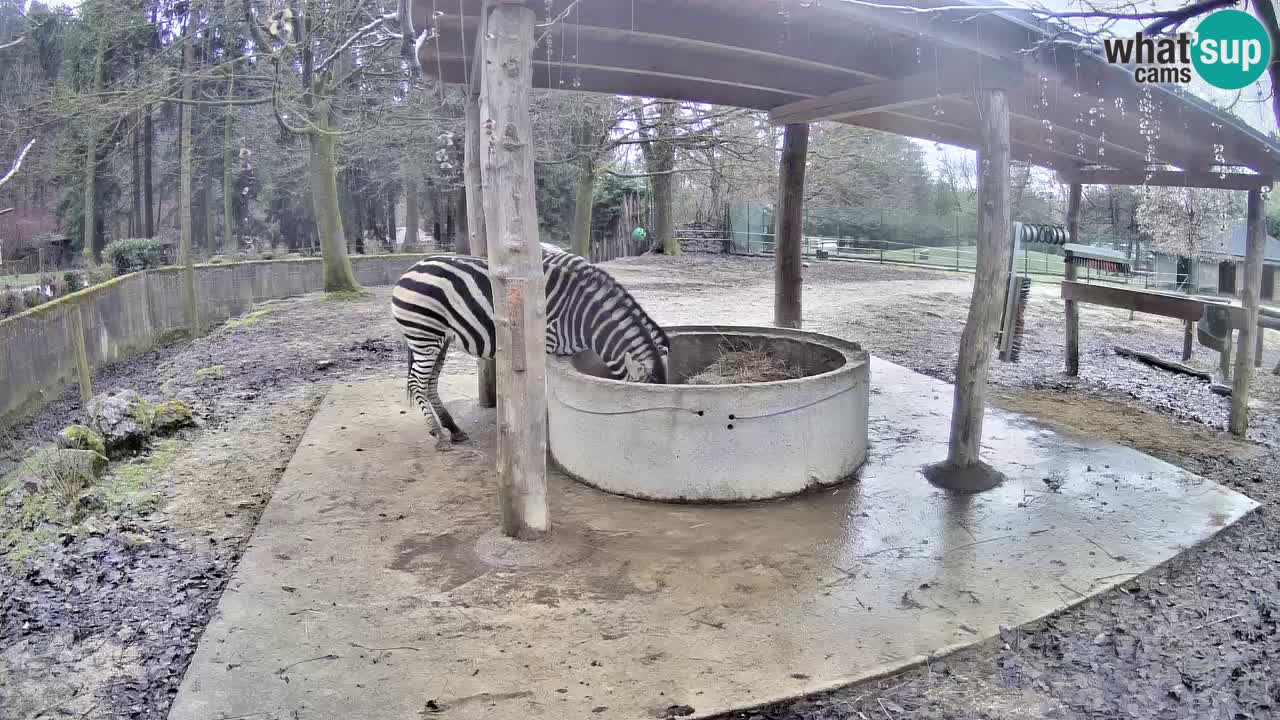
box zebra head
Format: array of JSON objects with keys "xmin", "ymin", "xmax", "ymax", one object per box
[{"xmin": 561, "ymin": 261, "xmax": 668, "ymax": 384}]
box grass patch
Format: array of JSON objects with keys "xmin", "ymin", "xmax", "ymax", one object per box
[
  {"xmin": 225, "ymin": 307, "xmax": 274, "ymax": 329},
  {"xmin": 3, "ymin": 524, "xmax": 57, "ymax": 567},
  {"xmin": 0, "ymin": 273, "xmax": 44, "ymax": 288},
  {"xmin": 323, "ymin": 288, "xmax": 373, "ymax": 302},
  {"xmin": 0, "ymin": 439, "xmax": 182, "ymax": 569},
  {"xmin": 194, "ymin": 365, "xmax": 227, "ymax": 379},
  {"xmin": 98, "ymin": 438, "xmax": 181, "ymax": 516}
]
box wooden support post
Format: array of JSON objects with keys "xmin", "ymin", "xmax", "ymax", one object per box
[
  {"xmin": 947, "ymin": 89, "xmax": 1011, "ymax": 471},
  {"xmin": 465, "ymin": 90, "xmax": 496, "ymax": 408},
  {"xmin": 1257, "ymin": 328, "xmax": 1265, "ymax": 368},
  {"xmin": 774, "ymin": 123, "xmax": 808, "ymax": 329},
  {"xmin": 69, "ymin": 304, "xmax": 93, "ymax": 404},
  {"xmin": 1219, "ymin": 329, "xmax": 1233, "ymax": 381},
  {"xmin": 1230, "ymin": 188, "xmax": 1266, "ymax": 437},
  {"xmin": 480, "ymin": 3, "xmax": 548, "ymax": 539},
  {"xmin": 1064, "ymin": 183, "xmax": 1082, "ymax": 376}
]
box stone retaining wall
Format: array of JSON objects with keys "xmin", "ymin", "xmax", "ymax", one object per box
[{"xmin": 1, "ymin": 255, "xmax": 421, "ymax": 426}]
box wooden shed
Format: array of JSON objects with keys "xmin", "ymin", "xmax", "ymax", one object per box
[{"xmin": 409, "ymin": 0, "xmax": 1280, "ymax": 536}]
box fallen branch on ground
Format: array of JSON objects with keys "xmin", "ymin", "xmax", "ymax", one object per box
[{"xmin": 1114, "ymin": 346, "xmax": 1212, "ymax": 382}]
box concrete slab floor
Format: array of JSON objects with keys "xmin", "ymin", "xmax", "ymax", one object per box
[{"xmin": 168, "ymin": 358, "xmax": 1258, "ymax": 720}]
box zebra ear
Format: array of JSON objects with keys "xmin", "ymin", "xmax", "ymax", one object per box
[{"xmin": 622, "ymin": 353, "xmax": 645, "ymax": 381}]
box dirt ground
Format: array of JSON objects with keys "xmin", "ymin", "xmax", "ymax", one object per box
[{"xmin": 1, "ymin": 254, "xmax": 1278, "ymax": 720}]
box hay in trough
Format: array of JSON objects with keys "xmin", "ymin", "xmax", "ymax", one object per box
[{"xmin": 685, "ymin": 344, "xmax": 809, "ymax": 385}]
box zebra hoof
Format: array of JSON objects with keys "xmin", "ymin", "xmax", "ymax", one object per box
[
  {"xmin": 450, "ymin": 430, "xmax": 470, "ymax": 443},
  {"xmin": 434, "ymin": 438, "xmax": 453, "ymax": 453}
]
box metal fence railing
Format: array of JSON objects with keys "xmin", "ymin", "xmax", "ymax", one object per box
[{"xmin": 714, "ymin": 231, "xmax": 1181, "ymax": 288}]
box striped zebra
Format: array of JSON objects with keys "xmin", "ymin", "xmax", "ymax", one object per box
[{"xmin": 391, "ymin": 248, "xmax": 669, "ymax": 451}]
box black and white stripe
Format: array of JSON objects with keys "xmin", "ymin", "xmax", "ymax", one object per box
[{"xmin": 391, "ymin": 248, "xmax": 669, "ymax": 450}]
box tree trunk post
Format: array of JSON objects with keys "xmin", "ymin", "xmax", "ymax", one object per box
[
  {"xmin": 223, "ymin": 100, "xmax": 237, "ymax": 254},
  {"xmin": 404, "ymin": 167, "xmax": 419, "ymax": 249},
  {"xmin": 179, "ymin": 28, "xmax": 199, "ymax": 336},
  {"xmin": 946, "ymin": 89, "xmax": 1011, "ymax": 471},
  {"xmin": 452, "ymin": 186, "xmax": 468, "ymax": 254},
  {"xmin": 309, "ymin": 118, "xmax": 360, "ymax": 292},
  {"xmin": 69, "ymin": 304, "xmax": 93, "ymax": 404},
  {"xmin": 143, "ymin": 108, "xmax": 154, "ymax": 238},
  {"xmin": 1182, "ymin": 263, "xmax": 1195, "ymax": 360},
  {"xmin": 1230, "ymin": 188, "xmax": 1267, "ymax": 436},
  {"xmin": 130, "ymin": 124, "xmax": 142, "ymax": 238},
  {"xmin": 774, "ymin": 123, "xmax": 808, "ymax": 329},
  {"xmin": 480, "ymin": 3, "xmax": 548, "ymax": 539},
  {"xmin": 1064, "ymin": 182, "xmax": 1082, "ymax": 375},
  {"xmin": 572, "ymin": 154, "xmax": 594, "ymax": 259},
  {"xmin": 82, "ymin": 32, "xmax": 107, "ymax": 265},
  {"xmin": 466, "ymin": 88, "xmax": 497, "ymax": 409},
  {"xmin": 1219, "ymin": 329, "xmax": 1233, "ymax": 380}
]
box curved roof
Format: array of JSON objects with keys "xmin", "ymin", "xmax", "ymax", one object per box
[{"xmin": 413, "ymin": 0, "xmax": 1280, "ymax": 183}]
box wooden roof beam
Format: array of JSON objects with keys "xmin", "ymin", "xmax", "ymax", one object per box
[
  {"xmin": 418, "ymin": 54, "xmax": 809, "ymax": 108},
  {"xmin": 769, "ymin": 64, "xmax": 1025, "ymax": 126},
  {"xmin": 855, "ymin": 110, "xmax": 1085, "ymax": 171},
  {"xmin": 1058, "ymin": 168, "xmax": 1275, "ymax": 191},
  {"xmin": 1037, "ymin": 41, "xmax": 1280, "ymax": 175},
  {"xmin": 430, "ymin": 15, "xmax": 858, "ymax": 99}
]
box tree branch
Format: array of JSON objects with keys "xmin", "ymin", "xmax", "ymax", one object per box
[
  {"xmin": 1253, "ymin": 0, "xmax": 1280, "ymax": 127},
  {"xmin": 0, "ymin": 35, "xmax": 24, "ymax": 52},
  {"xmin": 1143, "ymin": 0, "xmax": 1237, "ymax": 34},
  {"xmin": 271, "ymin": 61, "xmax": 315, "ymax": 136},
  {"xmin": 316, "ymin": 12, "xmax": 398, "ymax": 75},
  {"xmin": 607, "ymin": 168, "xmax": 679, "ymax": 178},
  {"xmin": 242, "ymin": 0, "xmax": 275, "ymax": 56},
  {"xmin": 398, "ymin": 0, "xmax": 417, "ymax": 73},
  {"xmin": 0, "ymin": 138, "xmax": 35, "ymax": 190}
]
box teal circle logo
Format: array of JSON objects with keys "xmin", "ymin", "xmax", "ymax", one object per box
[{"xmin": 1192, "ymin": 10, "xmax": 1272, "ymax": 90}]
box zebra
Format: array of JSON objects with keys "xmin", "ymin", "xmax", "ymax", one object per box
[{"xmin": 391, "ymin": 248, "xmax": 669, "ymax": 451}]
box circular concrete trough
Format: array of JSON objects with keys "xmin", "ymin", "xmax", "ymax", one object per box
[{"xmin": 547, "ymin": 325, "xmax": 870, "ymax": 502}]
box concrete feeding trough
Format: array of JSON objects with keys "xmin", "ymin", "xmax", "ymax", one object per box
[{"xmin": 547, "ymin": 325, "xmax": 870, "ymax": 502}]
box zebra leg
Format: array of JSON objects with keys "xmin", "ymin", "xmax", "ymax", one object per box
[
  {"xmin": 408, "ymin": 341, "xmax": 455, "ymax": 452},
  {"xmin": 428, "ymin": 338, "xmax": 468, "ymax": 443}
]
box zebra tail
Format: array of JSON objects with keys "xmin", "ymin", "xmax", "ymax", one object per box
[{"xmin": 404, "ymin": 342, "xmax": 415, "ymax": 404}]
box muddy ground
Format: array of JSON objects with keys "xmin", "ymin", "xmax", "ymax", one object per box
[{"xmin": 1, "ymin": 254, "xmax": 1278, "ymax": 720}]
